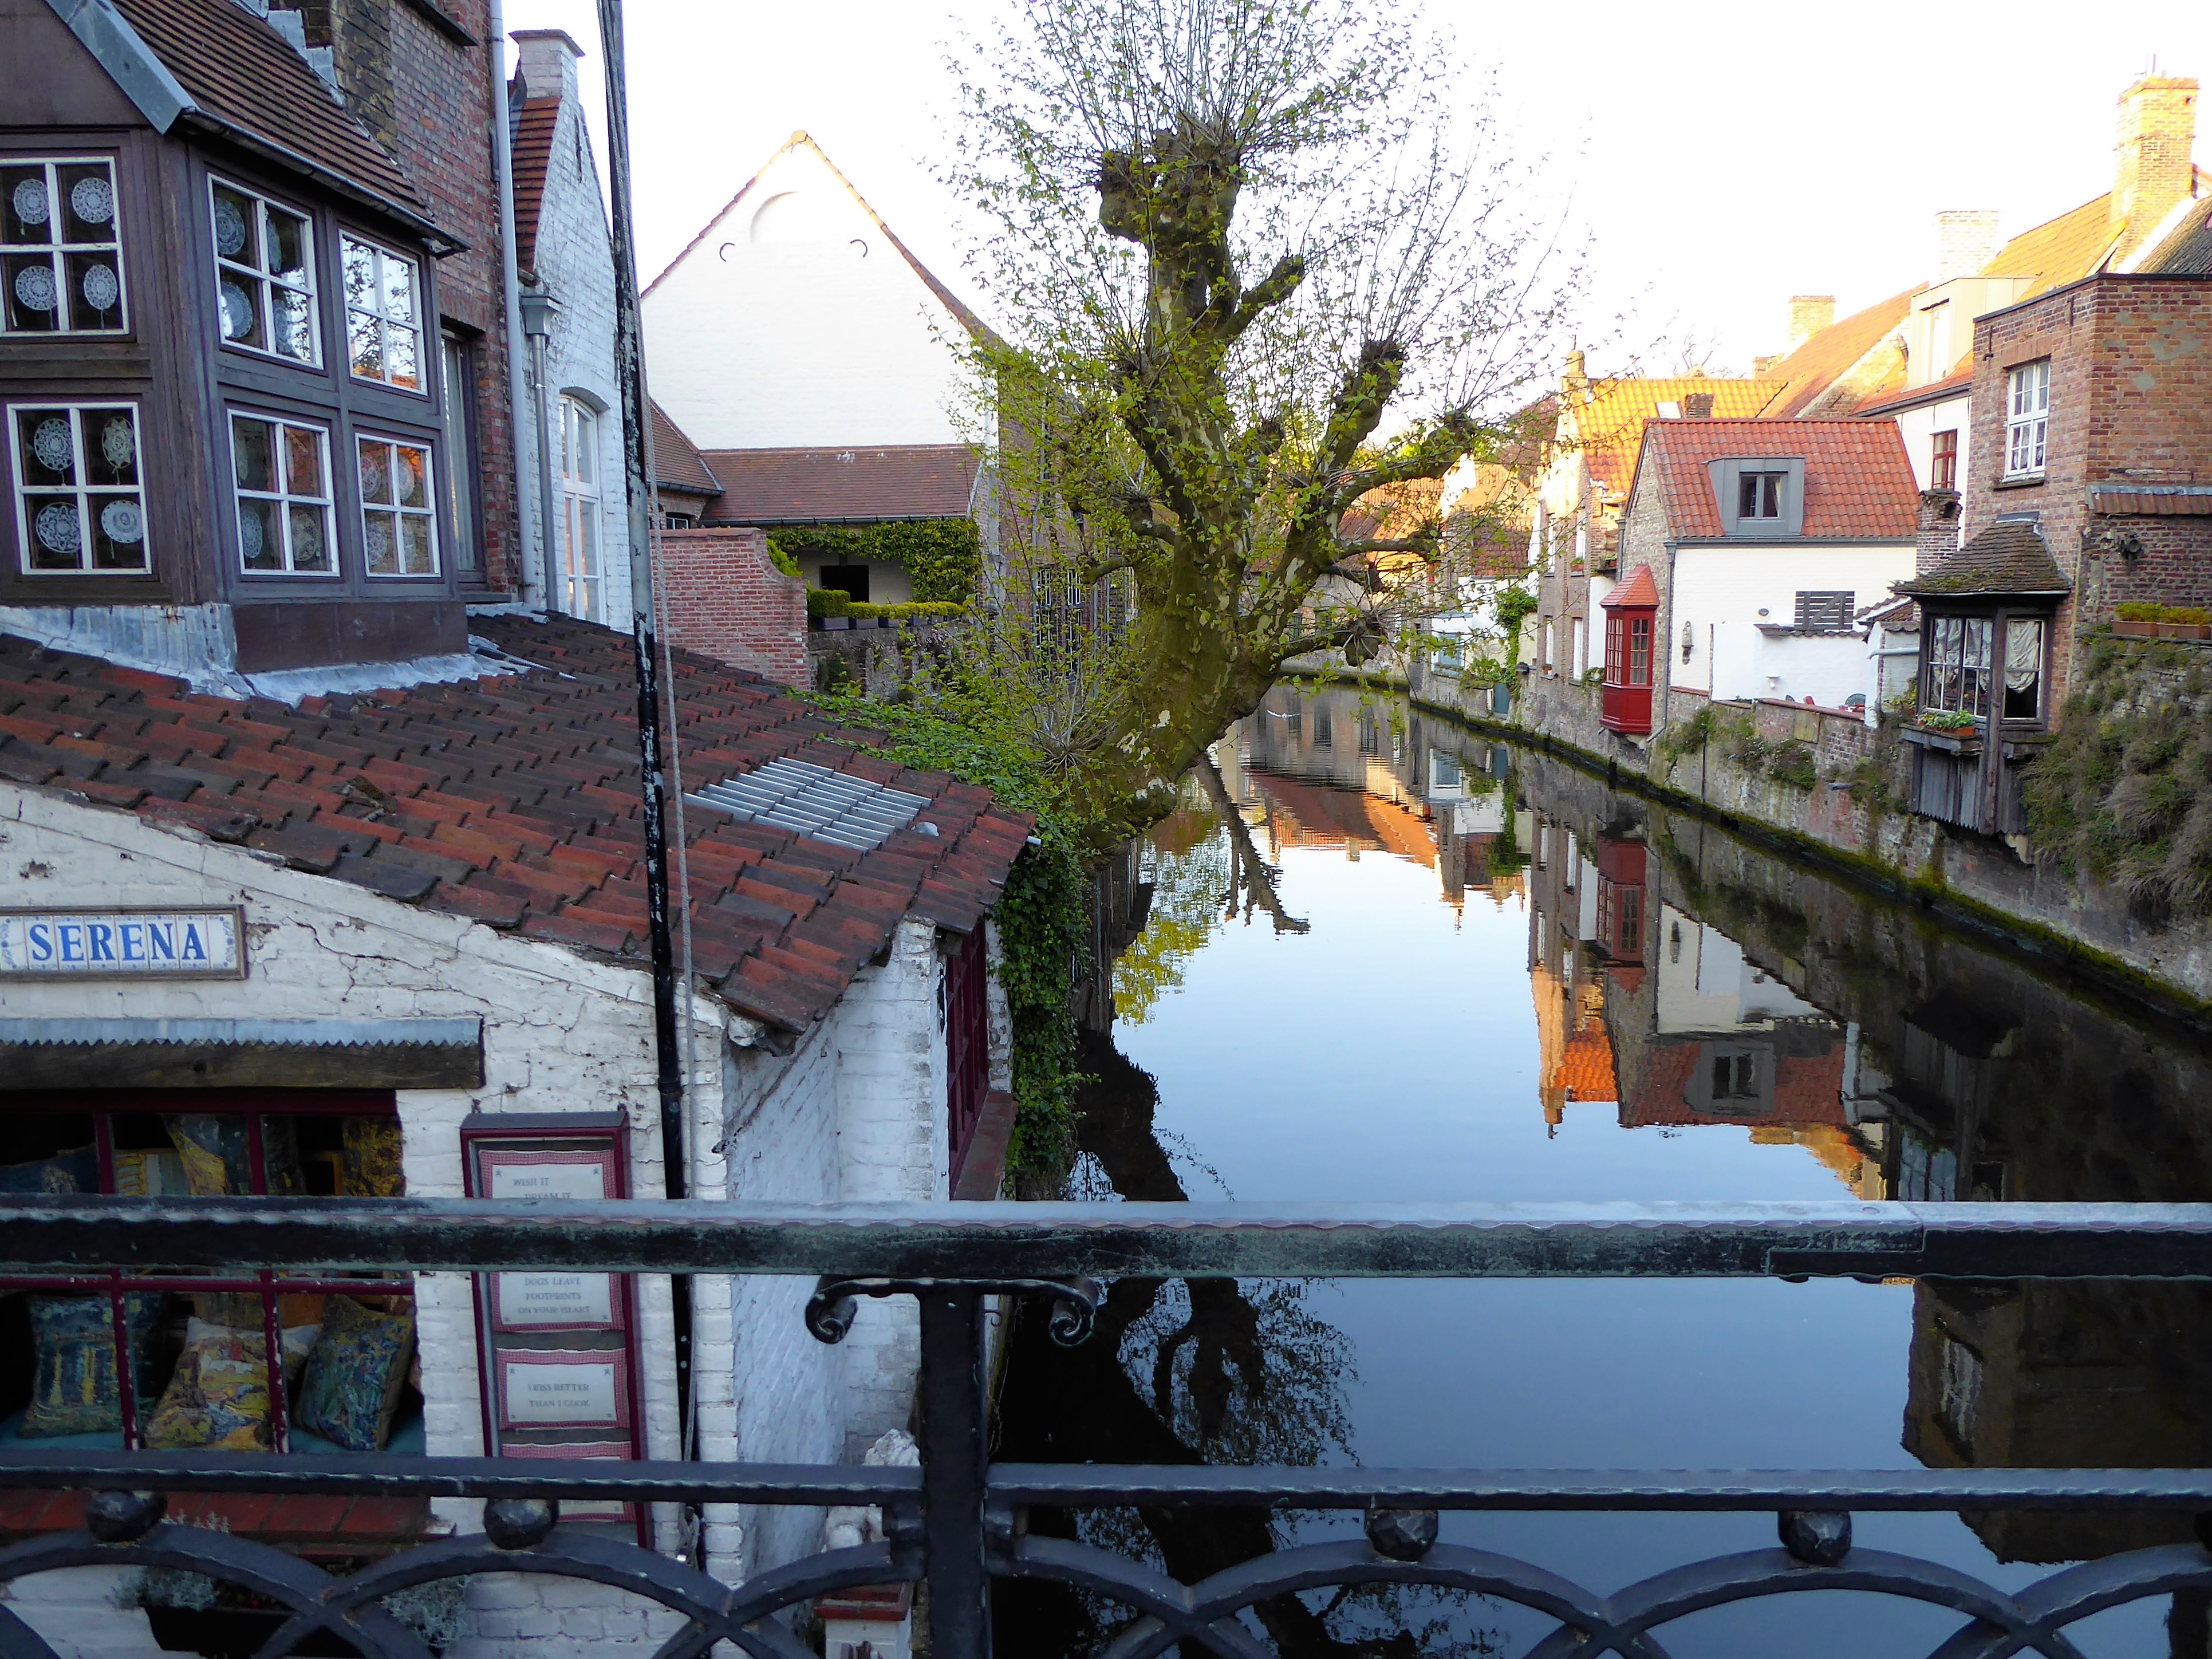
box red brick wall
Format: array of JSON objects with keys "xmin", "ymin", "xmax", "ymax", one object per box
[{"xmin": 656, "ymin": 528, "xmax": 807, "ymax": 685}]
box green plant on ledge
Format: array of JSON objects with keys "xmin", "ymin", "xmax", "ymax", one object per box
[
  {"xmin": 2116, "ymin": 602, "xmax": 2211, "ymax": 624},
  {"xmin": 1918, "ymin": 708, "xmax": 1979, "ymax": 734}
]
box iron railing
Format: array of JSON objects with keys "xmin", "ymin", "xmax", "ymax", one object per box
[{"xmin": 2, "ymin": 1195, "xmax": 2211, "ymax": 1659}]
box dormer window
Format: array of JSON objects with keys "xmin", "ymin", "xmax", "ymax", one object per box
[
  {"xmin": 1738, "ymin": 471, "xmax": 1784, "ymax": 521},
  {"xmin": 3, "ymin": 160, "xmax": 125, "ymax": 334},
  {"xmin": 341, "ymin": 235, "xmax": 424, "ymax": 392},
  {"xmin": 212, "ymin": 180, "xmax": 317, "ymax": 365}
]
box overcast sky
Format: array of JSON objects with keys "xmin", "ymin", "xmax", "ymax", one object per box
[{"xmin": 509, "ymin": 0, "xmax": 2211, "ymax": 381}]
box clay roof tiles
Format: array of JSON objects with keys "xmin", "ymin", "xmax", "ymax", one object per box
[
  {"xmin": 507, "ymin": 90, "xmax": 561, "ymax": 277},
  {"xmin": 1639, "ymin": 419, "xmax": 1920, "ymax": 542},
  {"xmin": 650, "ymin": 403, "xmax": 722, "ymax": 497},
  {"xmin": 1896, "ymin": 522, "xmax": 2073, "ymax": 599},
  {"xmin": 0, "ymin": 616, "xmax": 1031, "ymax": 1034},
  {"xmin": 699, "ymin": 445, "xmax": 980, "ymax": 524},
  {"xmin": 113, "ymin": 0, "xmax": 433, "ymax": 233},
  {"xmin": 1752, "ymin": 287, "xmax": 1920, "ymax": 417}
]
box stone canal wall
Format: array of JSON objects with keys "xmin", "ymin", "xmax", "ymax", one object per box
[{"xmin": 1288, "ymin": 652, "xmax": 2212, "ymax": 1014}]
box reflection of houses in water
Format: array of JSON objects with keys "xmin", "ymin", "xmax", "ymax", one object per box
[
  {"xmin": 1232, "ymin": 686, "xmax": 1523, "ymax": 912},
  {"xmin": 1524, "ymin": 815, "xmax": 1627, "ymax": 1128}
]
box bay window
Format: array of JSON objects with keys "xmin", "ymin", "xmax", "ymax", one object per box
[
  {"xmin": 2, "ymin": 159, "xmax": 124, "ymax": 334},
  {"xmin": 1923, "ymin": 615, "xmax": 1991, "ymax": 719},
  {"xmin": 358, "ymin": 436, "xmax": 439, "ymax": 576},
  {"xmin": 2005, "ymin": 360, "xmax": 2049, "ymax": 479},
  {"xmin": 9, "ymin": 403, "xmax": 147, "ymax": 575},
  {"xmin": 211, "ymin": 180, "xmax": 316, "ymax": 365},
  {"xmin": 341, "ymin": 234, "xmax": 424, "ymax": 392},
  {"xmin": 230, "ymin": 414, "xmax": 333, "ymax": 574}
]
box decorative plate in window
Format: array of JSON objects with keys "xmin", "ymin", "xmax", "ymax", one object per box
[
  {"xmin": 99, "ymin": 500, "xmax": 143, "ymax": 545},
  {"xmin": 98, "ymin": 416, "xmax": 133, "ymax": 471},
  {"xmin": 69, "ymin": 176, "xmax": 113, "ymax": 226},
  {"xmin": 219, "ymin": 281, "xmax": 254, "ymax": 340},
  {"xmin": 13, "ymin": 265, "xmax": 57, "ymax": 312},
  {"xmin": 30, "ymin": 419, "xmax": 72, "ymax": 474},
  {"xmin": 238, "ymin": 509, "xmax": 265, "ymax": 563},
  {"xmin": 34, "ymin": 502, "xmax": 80, "ymax": 555},
  {"xmin": 212, "ymin": 195, "xmax": 247, "ymax": 258},
  {"xmin": 80, "ymin": 264, "xmax": 119, "ymax": 313},
  {"xmin": 11, "ymin": 178, "xmax": 47, "ymax": 226}
]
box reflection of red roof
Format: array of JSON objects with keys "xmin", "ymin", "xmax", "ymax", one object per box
[
  {"xmin": 1622, "ymin": 1041, "xmax": 1847, "ymax": 1128},
  {"xmin": 1560, "ymin": 1026, "xmax": 1617, "ymax": 1102},
  {"xmin": 1602, "ymin": 566, "xmax": 1661, "ymax": 608},
  {"xmin": 1248, "ymin": 773, "xmax": 1436, "ymax": 867}
]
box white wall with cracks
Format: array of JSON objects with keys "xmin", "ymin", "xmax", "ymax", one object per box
[{"xmin": 0, "ymin": 783, "xmax": 969, "ymax": 1658}]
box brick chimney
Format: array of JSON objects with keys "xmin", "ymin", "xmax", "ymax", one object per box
[
  {"xmin": 1916, "ymin": 488, "xmax": 1962, "ymax": 574},
  {"xmin": 1933, "ymin": 210, "xmax": 2000, "ymax": 281},
  {"xmin": 512, "ymin": 28, "xmax": 585, "ymax": 105},
  {"xmin": 1787, "ymin": 295, "xmax": 1835, "ymax": 351},
  {"xmin": 2113, "ymin": 73, "xmax": 2198, "ymax": 235},
  {"xmin": 1682, "ymin": 392, "xmax": 1713, "ymax": 419}
]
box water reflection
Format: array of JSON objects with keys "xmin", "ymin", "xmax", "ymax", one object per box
[{"xmin": 1001, "ymin": 681, "xmax": 2212, "ymax": 1656}]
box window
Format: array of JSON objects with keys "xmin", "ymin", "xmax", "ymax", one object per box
[
  {"xmin": 211, "ymin": 180, "xmax": 316, "ymax": 364},
  {"xmin": 2, "ymin": 159, "xmax": 124, "ymax": 333},
  {"xmin": 440, "ymin": 332, "xmax": 482, "ymax": 579},
  {"xmin": 1925, "ymin": 614, "xmax": 1992, "ymax": 719},
  {"xmin": 2005, "ymin": 360, "xmax": 2049, "ymax": 478},
  {"xmin": 0, "ymin": 1097, "xmax": 412, "ymax": 1455},
  {"xmin": 1738, "ymin": 471, "xmax": 1784, "ymax": 519},
  {"xmin": 10, "ymin": 404, "xmax": 147, "ymax": 574},
  {"xmin": 2001, "ymin": 616, "xmax": 2044, "ymax": 722},
  {"xmin": 230, "ymin": 414, "xmax": 332, "ymax": 574},
  {"xmin": 558, "ymin": 396, "xmax": 601, "ymax": 618},
  {"xmin": 1571, "ymin": 615, "xmax": 1587, "ymax": 677},
  {"xmin": 341, "ymin": 235, "xmax": 423, "ymax": 391},
  {"xmin": 1794, "ymin": 590, "xmax": 1855, "ymax": 633},
  {"xmin": 1628, "ymin": 616, "xmax": 1651, "ymax": 686},
  {"xmin": 659, "ymin": 511, "xmax": 695, "ymax": 530},
  {"xmin": 357, "ymin": 437, "xmax": 437, "ymax": 576},
  {"xmin": 1930, "ymin": 429, "xmax": 1958, "ymax": 492}
]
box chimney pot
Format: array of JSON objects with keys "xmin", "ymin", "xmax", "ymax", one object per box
[
  {"xmin": 1787, "ymin": 295, "xmax": 1836, "ymax": 351},
  {"xmin": 1933, "ymin": 210, "xmax": 2001, "ymax": 281},
  {"xmin": 2114, "ymin": 74, "xmax": 2199, "ymax": 238}
]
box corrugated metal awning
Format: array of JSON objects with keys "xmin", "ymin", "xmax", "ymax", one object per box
[{"xmin": 0, "ymin": 1018, "xmax": 484, "ymax": 1090}]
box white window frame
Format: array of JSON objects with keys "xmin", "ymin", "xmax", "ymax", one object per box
[
  {"xmin": 210, "ymin": 176, "xmax": 320, "ymax": 367},
  {"xmin": 356, "ymin": 434, "xmax": 440, "ymax": 577},
  {"xmin": 7, "ymin": 401, "xmax": 149, "ymax": 576},
  {"xmin": 228, "ymin": 411, "xmax": 335, "ymax": 577},
  {"xmin": 2, "ymin": 157, "xmax": 126, "ymax": 334},
  {"xmin": 340, "ymin": 233, "xmax": 426, "ymax": 393},
  {"xmin": 557, "ymin": 394, "xmax": 602, "ymax": 620},
  {"xmin": 2005, "ymin": 360, "xmax": 2049, "ymax": 478}
]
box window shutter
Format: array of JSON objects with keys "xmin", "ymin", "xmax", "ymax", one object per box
[{"xmin": 1794, "ymin": 591, "xmax": 1854, "ymax": 632}]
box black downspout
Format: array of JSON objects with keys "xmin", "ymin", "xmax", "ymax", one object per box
[{"xmin": 594, "ymin": 0, "xmax": 692, "ymax": 1464}]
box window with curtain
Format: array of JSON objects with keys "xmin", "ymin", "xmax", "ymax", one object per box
[
  {"xmin": 558, "ymin": 396, "xmax": 601, "ymax": 620},
  {"xmin": 2002, "ymin": 617, "xmax": 2044, "ymax": 721},
  {"xmin": 1924, "ymin": 615, "xmax": 1992, "ymax": 718}
]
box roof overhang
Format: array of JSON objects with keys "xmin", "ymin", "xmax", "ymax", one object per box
[
  {"xmin": 0, "ymin": 1016, "xmax": 484, "ymax": 1089},
  {"xmin": 181, "ymin": 112, "xmax": 465, "ymax": 255},
  {"xmin": 2091, "ymin": 484, "xmax": 2212, "ymax": 515}
]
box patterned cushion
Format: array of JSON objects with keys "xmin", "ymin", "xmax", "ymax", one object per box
[
  {"xmin": 342, "ymin": 1118, "xmax": 405, "ymax": 1198},
  {"xmin": 294, "ymin": 1297, "xmax": 415, "ymax": 1452},
  {"xmin": 141, "ymin": 1321, "xmax": 272, "ymax": 1452},
  {"xmin": 19, "ymin": 1294, "xmax": 163, "ymax": 1439},
  {"xmin": 164, "ymin": 1115, "xmax": 249, "ymax": 1196},
  {"xmin": 0, "ymin": 1147, "xmax": 97, "ymax": 1195}
]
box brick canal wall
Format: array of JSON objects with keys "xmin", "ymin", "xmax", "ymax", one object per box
[{"xmin": 1286, "ymin": 651, "xmax": 2212, "ymax": 1011}]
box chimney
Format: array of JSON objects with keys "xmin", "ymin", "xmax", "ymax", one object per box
[
  {"xmin": 2113, "ymin": 73, "xmax": 2198, "ymax": 234},
  {"xmin": 512, "ymin": 28, "xmax": 586, "ymax": 105},
  {"xmin": 1682, "ymin": 392, "xmax": 1713, "ymax": 419},
  {"xmin": 1751, "ymin": 354, "xmax": 1778, "ymax": 376},
  {"xmin": 1933, "ymin": 210, "xmax": 2001, "ymax": 281},
  {"xmin": 1787, "ymin": 295, "xmax": 1835, "ymax": 350},
  {"xmin": 1562, "ymin": 348, "xmax": 1590, "ymax": 399}
]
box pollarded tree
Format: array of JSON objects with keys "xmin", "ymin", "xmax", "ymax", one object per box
[{"xmin": 949, "ymin": 0, "xmax": 1575, "ymax": 841}]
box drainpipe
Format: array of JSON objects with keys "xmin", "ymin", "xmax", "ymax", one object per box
[
  {"xmin": 487, "ymin": 0, "xmax": 538, "ymax": 604},
  {"xmin": 519, "ymin": 287, "xmax": 561, "ymax": 613}
]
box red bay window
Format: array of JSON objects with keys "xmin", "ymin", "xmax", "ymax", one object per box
[{"xmin": 1600, "ymin": 566, "xmax": 1661, "ymax": 735}]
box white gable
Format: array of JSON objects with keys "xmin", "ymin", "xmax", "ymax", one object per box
[{"xmin": 641, "ymin": 140, "xmax": 975, "ymax": 450}]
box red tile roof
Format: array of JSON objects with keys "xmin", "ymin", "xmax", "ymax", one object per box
[
  {"xmin": 699, "ymin": 446, "xmax": 980, "ymax": 525},
  {"xmin": 507, "ymin": 90, "xmax": 561, "ymax": 278},
  {"xmin": 1754, "ymin": 287, "xmax": 1919, "ymax": 418},
  {"xmin": 650, "ymin": 402, "xmax": 721, "ymax": 498},
  {"xmin": 0, "ymin": 617, "xmax": 1031, "ymax": 1034},
  {"xmin": 1855, "ymin": 362, "xmax": 1973, "ymax": 420},
  {"xmin": 1638, "ymin": 420, "xmax": 1920, "ymax": 541},
  {"xmin": 1602, "ymin": 565, "xmax": 1660, "ymax": 608},
  {"xmin": 115, "ymin": 0, "xmax": 433, "ymax": 235}
]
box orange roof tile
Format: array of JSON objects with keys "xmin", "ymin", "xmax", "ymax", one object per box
[
  {"xmin": 1638, "ymin": 419, "xmax": 1919, "ymax": 541},
  {"xmin": 1602, "ymin": 565, "xmax": 1660, "ymax": 609},
  {"xmin": 1984, "ymin": 194, "xmax": 2126, "ymax": 298}
]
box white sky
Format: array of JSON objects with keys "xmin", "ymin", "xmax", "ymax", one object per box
[{"xmin": 509, "ymin": 0, "xmax": 2212, "ymax": 378}]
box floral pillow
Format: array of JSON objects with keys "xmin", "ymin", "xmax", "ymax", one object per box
[
  {"xmin": 342, "ymin": 1118, "xmax": 405, "ymax": 1199},
  {"xmin": 20, "ymin": 1294, "xmax": 163, "ymax": 1439},
  {"xmin": 295, "ymin": 1297, "xmax": 415, "ymax": 1452},
  {"xmin": 141, "ymin": 1321, "xmax": 272, "ymax": 1452}
]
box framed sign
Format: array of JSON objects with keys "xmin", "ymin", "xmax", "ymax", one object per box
[
  {"xmin": 480, "ymin": 1148, "xmax": 614, "ymax": 1203},
  {"xmin": 0, "ymin": 907, "xmax": 245, "ymax": 981},
  {"xmin": 492, "ymin": 1269, "xmax": 623, "ymax": 1333},
  {"xmin": 498, "ymin": 1348, "xmax": 629, "ymax": 1431}
]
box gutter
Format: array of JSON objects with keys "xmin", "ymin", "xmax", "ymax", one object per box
[{"xmin": 179, "ymin": 112, "xmax": 464, "ymax": 255}]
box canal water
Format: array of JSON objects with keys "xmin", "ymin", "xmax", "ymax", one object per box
[{"xmin": 995, "ymin": 682, "xmax": 2212, "ymax": 1658}]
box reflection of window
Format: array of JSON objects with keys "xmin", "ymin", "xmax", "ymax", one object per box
[
  {"xmin": 1924, "ymin": 615, "xmax": 1991, "ymax": 719},
  {"xmin": 230, "ymin": 413, "xmax": 332, "ymax": 574},
  {"xmin": 1931, "ymin": 429, "xmax": 1958, "ymax": 491},
  {"xmin": 2005, "ymin": 360, "xmax": 2048, "ymax": 478},
  {"xmin": 2, "ymin": 159, "xmax": 125, "ymax": 333},
  {"xmin": 1711, "ymin": 1050, "xmax": 1758, "ymax": 1100},
  {"xmin": 341, "ymin": 234, "xmax": 423, "ymax": 391},
  {"xmin": 357, "ymin": 437, "xmax": 437, "ymax": 576},
  {"xmin": 1313, "ymin": 708, "xmax": 1332, "ymax": 748},
  {"xmin": 440, "ymin": 332, "xmax": 482, "ymax": 580},
  {"xmin": 558, "ymin": 397, "xmax": 601, "ymax": 618},
  {"xmin": 1897, "ymin": 1128, "xmax": 1958, "ymax": 1201},
  {"xmin": 211, "ymin": 179, "xmax": 315, "ymax": 364},
  {"xmin": 1430, "ymin": 750, "xmax": 1461, "ymax": 790},
  {"xmin": 10, "ymin": 403, "xmax": 147, "ymax": 574},
  {"xmin": 1935, "ymin": 1333, "xmax": 1983, "ymax": 1453},
  {"xmin": 2001, "ymin": 617, "xmax": 2043, "ymax": 722},
  {"xmin": 0, "ymin": 1099, "xmax": 410, "ymax": 1455}
]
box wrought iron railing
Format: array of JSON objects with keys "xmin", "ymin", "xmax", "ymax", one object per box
[{"xmin": 2, "ymin": 1196, "xmax": 2211, "ymax": 1658}]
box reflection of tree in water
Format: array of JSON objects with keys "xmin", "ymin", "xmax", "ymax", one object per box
[
  {"xmin": 995, "ymin": 1029, "xmax": 1495, "ymax": 1657},
  {"xmin": 1113, "ymin": 809, "xmax": 1234, "ymax": 1026}
]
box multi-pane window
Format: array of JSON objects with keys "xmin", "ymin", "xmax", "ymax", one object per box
[
  {"xmin": 2, "ymin": 159, "xmax": 124, "ymax": 333},
  {"xmin": 211, "ymin": 180, "xmax": 316, "ymax": 364},
  {"xmin": 2001, "ymin": 617, "xmax": 2044, "ymax": 722},
  {"xmin": 10, "ymin": 404, "xmax": 147, "ymax": 574},
  {"xmin": 2005, "ymin": 360, "xmax": 2049, "ymax": 478},
  {"xmin": 440, "ymin": 332, "xmax": 481, "ymax": 579},
  {"xmin": 1737, "ymin": 471, "xmax": 1784, "ymax": 519},
  {"xmin": 231, "ymin": 414, "xmax": 333, "ymax": 575},
  {"xmin": 1627, "ymin": 615, "xmax": 1651, "ymax": 685},
  {"xmin": 558, "ymin": 396, "xmax": 602, "ymax": 619},
  {"xmin": 1924, "ymin": 615, "xmax": 1993, "ymax": 719},
  {"xmin": 341, "ymin": 235, "xmax": 423, "ymax": 391},
  {"xmin": 358, "ymin": 437, "xmax": 437, "ymax": 576},
  {"xmin": 1930, "ymin": 429, "xmax": 1958, "ymax": 492}
]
